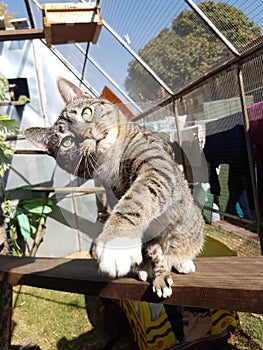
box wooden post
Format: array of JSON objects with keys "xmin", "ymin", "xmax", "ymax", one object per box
[
  {"xmin": 0, "ymin": 280, "xmax": 12, "ymax": 350},
  {"xmin": 0, "ymin": 210, "xmax": 12, "ymax": 350}
]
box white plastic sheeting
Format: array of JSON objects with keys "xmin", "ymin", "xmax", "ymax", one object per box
[{"xmin": 0, "ymin": 38, "xmax": 101, "ymax": 256}]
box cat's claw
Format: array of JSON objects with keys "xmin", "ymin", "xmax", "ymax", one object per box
[
  {"xmin": 96, "ymin": 237, "xmax": 142, "ymax": 278},
  {"xmin": 153, "ymin": 285, "xmax": 173, "ymax": 299},
  {"xmin": 152, "ymin": 273, "xmax": 174, "ymax": 298}
]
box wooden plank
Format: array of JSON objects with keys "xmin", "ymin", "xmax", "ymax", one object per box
[
  {"xmin": 0, "ymin": 101, "xmax": 26, "ymax": 107},
  {"xmin": 0, "ymin": 255, "xmax": 263, "ymax": 313},
  {"xmin": 14, "ymin": 150, "xmax": 46, "ymax": 155},
  {"xmin": 42, "ymin": 2, "xmax": 102, "ymax": 46},
  {"xmin": 0, "ymin": 29, "xmax": 44, "ymax": 42},
  {"xmin": 30, "ymin": 186, "xmax": 105, "ymax": 194}
]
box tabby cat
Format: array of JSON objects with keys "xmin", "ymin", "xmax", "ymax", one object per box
[{"xmin": 24, "ymin": 78, "xmax": 204, "ymax": 298}]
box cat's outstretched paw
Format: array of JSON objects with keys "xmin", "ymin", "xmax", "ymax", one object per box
[
  {"xmin": 152, "ymin": 273, "xmax": 174, "ymax": 298},
  {"xmin": 96, "ymin": 237, "xmax": 142, "ymax": 278},
  {"xmin": 173, "ymin": 260, "xmax": 196, "ymax": 274}
]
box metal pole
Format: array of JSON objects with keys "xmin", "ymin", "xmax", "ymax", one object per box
[
  {"xmin": 237, "ymin": 65, "xmax": 263, "ymax": 254},
  {"xmin": 184, "ymin": 0, "xmax": 240, "ymax": 57},
  {"xmin": 103, "ymin": 20, "xmax": 174, "ymax": 96},
  {"xmin": 24, "ymin": 0, "xmax": 36, "ymax": 28}
]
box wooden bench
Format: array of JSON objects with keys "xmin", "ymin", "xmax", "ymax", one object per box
[
  {"xmin": 0, "ymin": 255, "xmax": 263, "ymax": 348},
  {"xmin": 1, "ymin": 255, "xmax": 263, "ymax": 311}
]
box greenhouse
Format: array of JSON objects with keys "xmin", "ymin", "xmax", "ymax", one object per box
[{"xmin": 0, "ymin": 1, "xmax": 263, "ymax": 349}]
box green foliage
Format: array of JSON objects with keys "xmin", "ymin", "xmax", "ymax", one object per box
[
  {"xmin": 3, "ymin": 197, "xmax": 54, "ymax": 256},
  {"xmin": 0, "ymin": 77, "xmax": 18, "ymax": 177},
  {"xmin": 125, "ymin": 1, "xmax": 261, "ymax": 102},
  {"xmin": 18, "ymin": 95, "xmax": 30, "ymax": 103},
  {"xmin": 0, "ymin": 119, "xmax": 17, "ymax": 177},
  {"xmin": 0, "ymin": 77, "xmax": 8, "ymax": 101},
  {"xmin": 0, "ymin": 2, "xmax": 16, "ymax": 28}
]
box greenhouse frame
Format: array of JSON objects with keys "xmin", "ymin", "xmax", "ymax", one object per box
[{"xmin": 1, "ymin": 0, "xmax": 263, "ymax": 256}]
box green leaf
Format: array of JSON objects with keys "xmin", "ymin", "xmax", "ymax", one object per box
[
  {"xmin": 22, "ymin": 204, "xmax": 53, "ymax": 215},
  {"xmin": 9, "ymin": 225, "xmax": 23, "ymax": 256},
  {"xmin": 30, "ymin": 225, "xmax": 37, "ymax": 235},
  {"xmin": 21, "ymin": 185, "xmax": 33, "ymax": 190},
  {"xmin": 0, "ymin": 77, "xmax": 8, "ymax": 101},
  {"xmin": 19, "ymin": 198, "xmax": 54, "ymax": 215},
  {"xmin": 20, "ymin": 198, "xmax": 54, "ymax": 207},
  {"xmin": 0, "ymin": 116, "xmax": 18, "ymax": 136},
  {"xmin": 16, "ymin": 209, "xmax": 31, "ymax": 241},
  {"xmin": 18, "ymin": 95, "xmax": 30, "ymax": 103}
]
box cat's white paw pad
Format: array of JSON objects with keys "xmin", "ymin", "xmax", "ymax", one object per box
[
  {"xmin": 153, "ymin": 285, "xmax": 173, "ymax": 298},
  {"xmin": 174, "ymin": 260, "xmax": 196, "ymax": 274},
  {"xmin": 152, "ymin": 273, "xmax": 174, "ymax": 298},
  {"xmin": 138, "ymin": 270, "xmax": 148, "ymax": 282},
  {"xmin": 162, "ymin": 286, "xmax": 173, "ymax": 298},
  {"xmin": 96, "ymin": 237, "xmax": 142, "ymax": 278}
]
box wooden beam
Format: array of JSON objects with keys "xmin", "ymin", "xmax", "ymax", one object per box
[
  {"xmin": 29, "ymin": 186, "xmax": 105, "ymax": 194},
  {"xmin": 0, "ymin": 255, "xmax": 263, "ymax": 313},
  {"xmin": 0, "ymin": 281, "xmax": 12, "ymax": 350},
  {"xmin": 0, "ymin": 101, "xmax": 26, "ymax": 107},
  {"xmin": 0, "ymin": 29, "xmax": 44, "ymax": 42},
  {"xmin": 14, "ymin": 150, "xmax": 46, "ymax": 155}
]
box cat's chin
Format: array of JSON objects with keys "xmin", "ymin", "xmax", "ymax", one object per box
[{"xmin": 82, "ymin": 139, "xmax": 97, "ymax": 156}]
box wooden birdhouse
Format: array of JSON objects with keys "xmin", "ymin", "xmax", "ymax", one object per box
[{"xmin": 42, "ymin": 2, "xmax": 102, "ymax": 47}]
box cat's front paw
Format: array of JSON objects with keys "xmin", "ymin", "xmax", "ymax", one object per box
[
  {"xmin": 96, "ymin": 237, "xmax": 142, "ymax": 278},
  {"xmin": 152, "ymin": 273, "xmax": 174, "ymax": 298}
]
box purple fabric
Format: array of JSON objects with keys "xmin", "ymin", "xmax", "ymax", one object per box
[{"xmin": 247, "ymin": 101, "xmax": 263, "ymax": 219}]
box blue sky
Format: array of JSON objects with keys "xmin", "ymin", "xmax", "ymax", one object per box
[
  {"xmin": 3, "ymin": 0, "xmax": 263, "ymax": 102},
  {"xmin": 5, "ymin": 0, "xmax": 28, "ymax": 18},
  {"xmin": 5, "ymin": 0, "xmax": 263, "ymax": 48}
]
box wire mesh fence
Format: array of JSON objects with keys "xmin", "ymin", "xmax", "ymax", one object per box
[{"xmin": 5, "ymin": 0, "xmax": 263, "ymax": 247}]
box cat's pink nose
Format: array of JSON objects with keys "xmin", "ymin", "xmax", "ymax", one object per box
[{"xmin": 83, "ymin": 128, "xmax": 93, "ymax": 139}]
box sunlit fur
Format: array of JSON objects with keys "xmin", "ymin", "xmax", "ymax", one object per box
[{"xmin": 24, "ymin": 78, "xmax": 205, "ymax": 298}]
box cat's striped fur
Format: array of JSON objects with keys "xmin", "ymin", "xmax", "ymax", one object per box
[{"xmin": 24, "ymin": 78, "xmax": 204, "ymax": 298}]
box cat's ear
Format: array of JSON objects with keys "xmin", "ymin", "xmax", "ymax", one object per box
[
  {"xmin": 57, "ymin": 77, "xmax": 86, "ymax": 104},
  {"xmin": 23, "ymin": 127, "xmax": 50, "ymax": 152}
]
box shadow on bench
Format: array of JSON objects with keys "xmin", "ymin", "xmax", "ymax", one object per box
[{"xmin": 0, "ymin": 255, "xmax": 263, "ymax": 313}]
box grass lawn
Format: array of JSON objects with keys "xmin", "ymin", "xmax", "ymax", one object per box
[
  {"xmin": 12, "ymin": 287, "xmax": 91, "ymax": 349},
  {"xmin": 11, "ymin": 223, "xmax": 263, "ymax": 350}
]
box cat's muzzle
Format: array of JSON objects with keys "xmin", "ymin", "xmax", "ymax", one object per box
[{"xmin": 82, "ymin": 139, "xmax": 97, "ymax": 156}]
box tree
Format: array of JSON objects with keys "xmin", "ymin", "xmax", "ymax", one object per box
[
  {"xmin": 124, "ymin": 1, "xmax": 261, "ymax": 102},
  {"xmin": 0, "ymin": 2, "xmax": 16, "ymax": 28}
]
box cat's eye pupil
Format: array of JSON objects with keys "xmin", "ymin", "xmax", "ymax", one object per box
[
  {"xmin": 82, "ymin": 107, "xmax": 92, "ymax": 121},
  {"xmin": 62, "ymin": 136, "xmax": 74, "ymax": 148}
]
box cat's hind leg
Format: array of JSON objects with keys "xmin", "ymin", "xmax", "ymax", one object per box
[
  {"xmin": 144, "ymin": 243, "xmax": 174, "ymax": 298},
  {"xmin": 171, "ymin": 258, "xmax": 196, "ymax": 274}
]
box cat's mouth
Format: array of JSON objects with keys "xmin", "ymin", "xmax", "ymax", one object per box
[
  {"xmin": 82, "ymin": 127, "xmax": 108, "ymax": 143},
  {"xmin": 81, "ymin": 130, "xmax": 109, "ymax": 156}
]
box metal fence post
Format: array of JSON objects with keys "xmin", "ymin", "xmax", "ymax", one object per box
[{"xmin": 237, "ymin": 65, "xmax": 263, "ymax": 254}]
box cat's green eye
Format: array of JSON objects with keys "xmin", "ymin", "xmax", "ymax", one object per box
[
  {"xmin": 61, "ymin": 136, "xmax": 74, "ymax": 148},
  {"xmin": 82, "ymin": 107, "xmax": 93, "ymax": 121}
]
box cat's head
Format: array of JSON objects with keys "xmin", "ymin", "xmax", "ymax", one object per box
[{"xmin": 24, "ymin": 78, "xmax": 128, "ymax": 177}]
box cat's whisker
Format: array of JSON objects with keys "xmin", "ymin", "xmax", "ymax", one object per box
[{"xmin": 73, "ymin": 154, "xmax": 84, "ymax": 178}]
